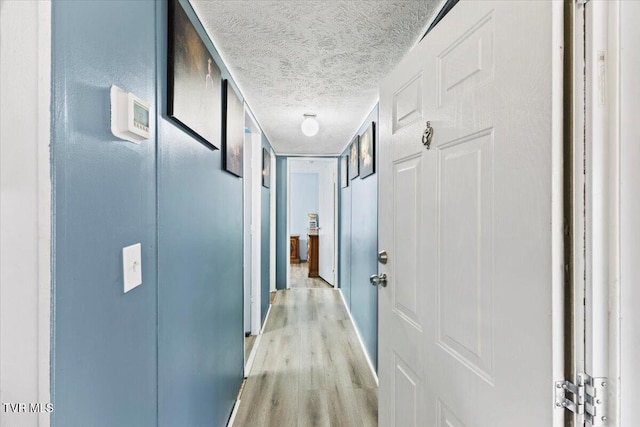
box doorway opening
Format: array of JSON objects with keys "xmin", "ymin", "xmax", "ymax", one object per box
[
  {"xmin": 286, "ymin": 157, "xmax": 338, "ymax": 289},
  {"xmin": 243, "ymin": 109, "xmax": 262, "ymax": 372}
]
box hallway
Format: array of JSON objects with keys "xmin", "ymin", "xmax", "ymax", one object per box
[
  {"xmin": 232, "ymin": 288, "xmax": 377, "ymax": 426},
  {"xmin": 289, "ymin": 263, "xmax": 333, "ymax": 289}
]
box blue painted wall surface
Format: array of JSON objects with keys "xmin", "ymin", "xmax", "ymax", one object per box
[
  {"xmin": 290, "ymin": 172, "xmax": 319, "ymax": 261},
  {"xmin": 261, "ymin": 137, "xmax": 272, "ymax": 322},
  {"xmin": 338, "ymin": 105, "xmax": 379, "ymax": 369},
  {"xmin": 156, "ymin": 1, "xmax": 250, "ymax": 425},
  {"xmin": 52, "ymin": 1, "xmax": 273, "ymax": 426},
  {"xmin": 52, "ymin": 1, "xmax": 158, "ymax": 425},
  {"xmin": 275, "ymin": 156, "xmax": 288, "ymax": 289}
]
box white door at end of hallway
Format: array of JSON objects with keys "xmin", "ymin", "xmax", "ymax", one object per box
[
  {"xmin": 377, "ymin": 1, "xmax": 564, "ymax": 426},
  {"xmin": 318, "ymin": 161, "xmax": 337, "ymax": 286}
]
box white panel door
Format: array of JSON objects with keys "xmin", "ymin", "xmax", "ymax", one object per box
[
  {"xmin": 318, "ymin": 161, "xmax": 336, "ymax": 285},
  {"xmin": 378, "ymin": 1, "xmax": 564, "ymax": 426}
]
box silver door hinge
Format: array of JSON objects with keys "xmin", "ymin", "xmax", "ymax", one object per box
[{"xmin": 555, "ymin": 374, "xmax": 608, "ymax": 425}]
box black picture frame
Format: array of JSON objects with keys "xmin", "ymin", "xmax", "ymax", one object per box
[
  {"xmin": 349, "ymin": 136, "xmax": 359, "ymax": 180},
  {"xmin": 341, "ymin": 155, "xmax": 349, "ymax": 188},
  {"xmin": 262, "ymin": 148, "xmax": 271, "ymax": 188},
  {"xmin": 168, "ymin": 0, "xmax": 222, "ymax": 149},
  {"xmin": 359, "ymin": 122, "xmax": 375, "ymax": 179},
  {"xmin": 223, "ymin": 80, "xmax": 244, "ymax": 177}
]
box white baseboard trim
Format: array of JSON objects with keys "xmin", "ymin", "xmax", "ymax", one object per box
[
  {"xmin": 244, "ymin": 299, "xmax": 274, "ymax": 376},
  {"xmin": 227, "ymin": 398, "xmax": 240, "ymax": 427},
  {"xmin": 337, "ymin": 288, "xmax": 379, "ymax": 386},
  {"xmin": 260, "ymin": 301, "xmax": 273, "ymax": 335},
  {"xmin": 244, "ymin": 333, "xmax": 261, "ymax": 377}
]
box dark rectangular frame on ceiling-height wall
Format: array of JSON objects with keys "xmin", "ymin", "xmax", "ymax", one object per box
[
  {"xmin": 167, "ymin": 0, "xmax": 222, "ymax": 149},
  {"xmin": 262, "ymin": 148, "xmax": 271, "ymax": 188},
  {"xmin": 223, "ymin": 79, "xmax": 244, "ymax": 177},
  {"xmin": 359, "ymin": 122, "xmax": 375, "ymax": 179}
]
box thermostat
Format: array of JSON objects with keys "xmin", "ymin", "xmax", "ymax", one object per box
[{"xmin": 110, "ymin": 85, "xmax": 151, "ymax": 143}]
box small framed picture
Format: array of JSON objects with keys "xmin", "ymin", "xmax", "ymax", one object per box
[
  {"xmin": 349, "ymin": 137, "xmax": 359, "ymax": 180},
  {"xmin": 341, "ymin": 155, "xmax": 349, "ymax": 188},
  {"xmin": 223, "ymin": 80, "xmax": 244, "ymax": 177},
  {"xmin": 359, "ymin": 122, "xmax": 375, "ymax": 179},
  {"xmin": 262, "ymin": 148, "xmax": 271, "ymax": 188}
]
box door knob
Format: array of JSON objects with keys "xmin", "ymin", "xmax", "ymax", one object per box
[
  {"xmin": 422, "ymin": 121, "xmax": 434, "ymax": 149},
  {"xmin": 378, "ymin": 250, "xmax": 388, "ymax": 265},
  {"xmin": 370, "ymin": 273, "xmax": 388, "ymax": 287}
]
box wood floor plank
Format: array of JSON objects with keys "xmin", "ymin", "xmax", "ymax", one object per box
[
  {"xmin": 232, "ymin": 287, "xmax": 378, "ymax": 427},
  {"xmin": 353, "ymin": 388, "xmax": 378, "ymax": 427},
  {"xmin": 298, "ymin": 390, "xmax": 330, "ymax": 427}
]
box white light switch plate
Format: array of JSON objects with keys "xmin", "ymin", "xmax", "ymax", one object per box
[{"xmin": 123, "ymin": 243, "xmax": 142, "ymax": 293}]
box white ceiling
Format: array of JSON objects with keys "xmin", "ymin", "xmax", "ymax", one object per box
[{"xmin": 191, "ymin": 1, "xmax": 441, "ymax": 155}]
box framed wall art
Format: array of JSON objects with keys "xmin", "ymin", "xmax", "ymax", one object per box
[
  {"xmin": 262, "ymin": 148, "xmax": 271, "ymax": 188},
  {"xmin": 168, "ymin": 0, "xmax": 222, "ymax": 149},
  {"xmin": 359, "ymin": 122, "xmax": 375, "ymax": 179},
  {"xmin": 349, "ymin": 136, "xmax": 359, "ymax": 180},
  {"xmin": 223, "ymin": 80, "xmax": 244, "ymax": 177},
  {"xmin": 341, "ymin": 155, "xmax": 348, "ymax": 188}
]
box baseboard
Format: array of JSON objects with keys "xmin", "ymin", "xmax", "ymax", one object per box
[
  {"xmin": 337, "ymin": 289, "xmax": 379, "ymax": 386},
  {"xmin": 226, "ymin": 398, "xmax": 240, "ymax": 427}
]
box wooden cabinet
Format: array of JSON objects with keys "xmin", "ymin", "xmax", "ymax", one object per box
[
  {"xmin": 290, "ymin": 235, "xmax": 300, "ymax": 264},
  {"xmin": 307, "ymin": 234, "xmax": 319, "ymax": 278}
]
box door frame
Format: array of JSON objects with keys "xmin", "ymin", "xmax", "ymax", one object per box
[
  {"xmin": 243, "ymin": 108, "xmax": 262, "ymax": 340},
  {"xmin": 0, "ymin": 1, "xmax": 52, "ymax": 425},
  {"xmin": 286, "ymin": 157, "xmax": 338, "ymax": 288}
]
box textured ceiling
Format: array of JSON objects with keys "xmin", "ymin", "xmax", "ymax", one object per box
[{"xmin": 191, "ymin": 1, "xmax": 440, "ymax": 155}]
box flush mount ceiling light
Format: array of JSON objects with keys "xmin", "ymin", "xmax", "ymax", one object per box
[{"xmin": 301, "ymin": 113, "xmax": 319, "ymax": 137}]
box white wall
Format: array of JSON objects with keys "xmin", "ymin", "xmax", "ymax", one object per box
[
  {"xmin": 289, "ymin": 172, "xmax": 319, "ymax": 261},
  {"xmin": 0, "ymin": 1, "xmax": 51, "ymax": 426}
]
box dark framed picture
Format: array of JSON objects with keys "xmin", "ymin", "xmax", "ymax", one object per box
[
  {"xmin": 349, "ymin": 137, "xmax": 359, "ymax": 180},
  {"xmin": 168, "ymin": 0, "xmax": 221, "ymax": 149},
  {"xmin": 262, "ymin": 148, "xmax": 271, "ymax": 188},
  {"xmin": 341, "ymin": 155, "xmax": 348, "ymax": 188},
  {"xmin": 359, "ymin": 122, "xmax": 375, "ymax": 179},
  {"xmin": 223, "ymin": 80, "xmax": 244, "ymax": 177}
]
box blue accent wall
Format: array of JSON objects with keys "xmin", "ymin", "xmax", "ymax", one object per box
[
  {"xmin": 52, "ymin": 1, "xmax": 273, "ymax": 425},
  {"xmin": 338, "ymin": 105, "xmax": 379, "ymax": 370},
  {"xmin": 52, "ymin": 1, "xmax": 158, "ymax": 426},
  {"xmin": 156, "ymin": 1, "xmax": 248, "ymax": 425},
  {"xmin": 275, "ymin": 156, "xmax": 288, "ymax": 290},
  {"xmin": 290, "ymin": 172, "xmax": 319, "ymax": 261}
]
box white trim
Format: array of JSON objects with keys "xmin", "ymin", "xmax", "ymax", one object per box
[
  {"xmin": 37, "ymin": 3, "xmax": 52, "ymax": 425},
  {"xmin": 0, "ymin": 1, "xmax": 51, "ymax": 425},
  {"xmin": 251, "ymin": 130, "xmax": 262, "ymax": 336},
  {"xmin": 243, "ymin": 106, "xmax": 262, "ymax": 337},
  {"xmin": 226, "ymin": 399, "xmax": 240, "ymax": 427},
  {"xmin": 607, "ymin": 1, "xmax": 622, "ymax": 423},
  {"xmin": 270, "ymin": 149, "xmax": 276, "ymax": 292},
  {"xmin": 338, "ymin": 289, "xmax": 378, "ymax": 385},
  {"xmin": 259, "ymin": 302, "xmax": 273, "ymax": 335},
  {"xmin": 243, "ymin": 333, "xmax": 262, "ymax": 378},
  {"xmin": 550, "ymin": 2, "xmax": 565, "ymax": 426},
  {"xmin": 584, "ymin": 0, "xmax": 611, "ymax": 381},
  {"xmin": 286, "ymin": 159, "xmax": 291, "ymax": 289}
]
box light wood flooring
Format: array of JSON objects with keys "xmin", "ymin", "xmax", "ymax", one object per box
[
  {"xmin": 289, "ymin": 263, "xmax": 333, "ymax": 289},
  {"xmin": 232, "ymin": 288, "xmax": 378, "ymax": 427}
]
